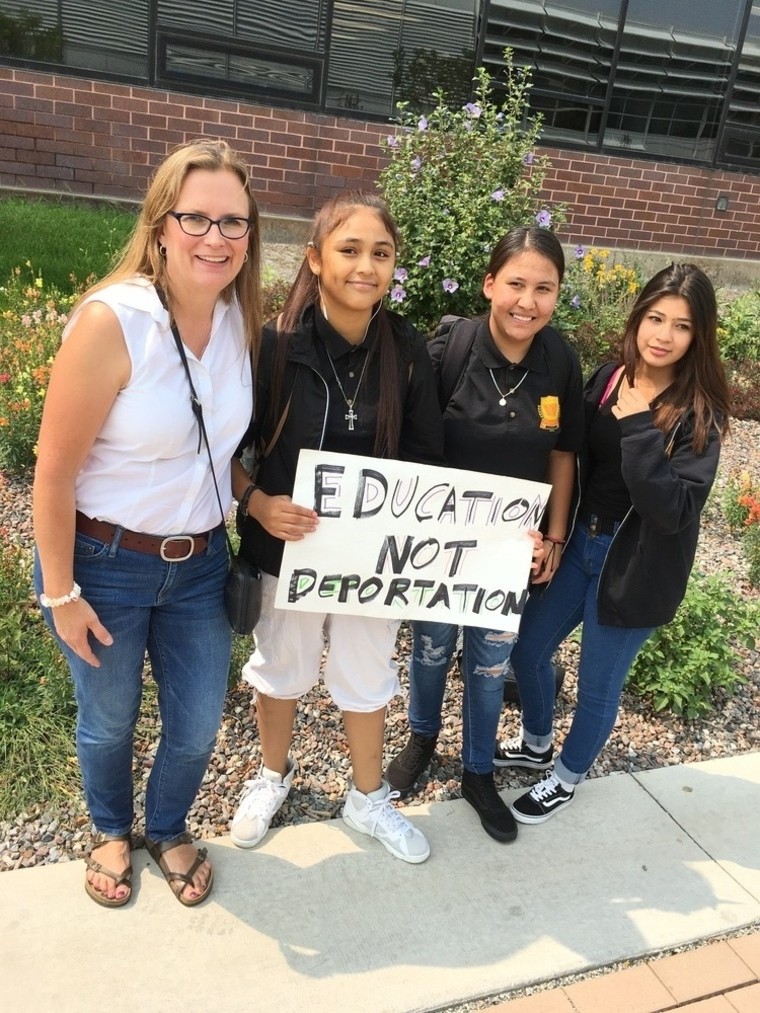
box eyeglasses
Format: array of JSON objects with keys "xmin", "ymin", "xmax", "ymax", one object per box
[{"xmin": 167, "ymin": 211, "xmax": 253, "ymax": 240}]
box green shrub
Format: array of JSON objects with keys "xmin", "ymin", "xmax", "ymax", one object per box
[
  {"xmin": 0, "ymin": 266, "xmax": 75, "ymax": 474},
  {"xmin": 0, "ymin": 541, "xmax": 78, "ymax": 817},
  {"xmin": 378, "ymin": 50, "xmax": 567, "ymax": 333},
  {"xmin": 552, "ymin": 247, "xmax": 642, "ymax": 372},
  {"xmin": 725, "ymin": 360, "xmax": 760, "ymax": 422},
  {"xmin": 627, "ymin": 572, "xmax": 758, "ymax": 718},
  {"xmin": 744, "ymin": 524, "xmax": 760, "ymax": 587},
  {"xmin": 718, "ymin": 289, "xmax": 760, "ymax": 362}
]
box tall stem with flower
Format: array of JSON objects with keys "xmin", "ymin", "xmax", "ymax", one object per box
[{"xmin": 378, "ymin": 49, "xmax": 567, "ymax": 333}]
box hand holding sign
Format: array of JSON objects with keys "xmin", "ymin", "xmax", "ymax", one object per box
[{"xmin": 276, "ymin": 451, "xmax": 551, "ymax": 633}]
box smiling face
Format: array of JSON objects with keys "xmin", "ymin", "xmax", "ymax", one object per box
[
  {"xmin": 158, "ymin": 168, "xmax": 251, "ymax": 300},
  {"xmin": 483, "ymin": 250, "xmax": 560, "ymax": 361},
  {"xmin": 306, "ymin": 207, "xmax": 396, "ymax": 340},
  {"xmin": 636, "ymin": 295, "xmax": 694, "ymax": 381}
]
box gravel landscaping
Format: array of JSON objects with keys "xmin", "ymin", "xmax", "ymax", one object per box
[{"xmin": 1, "ymin": 416, "xmax": 758, "ymax": 872}]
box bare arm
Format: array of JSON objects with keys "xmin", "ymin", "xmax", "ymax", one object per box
[
  {"xmin": 33, "ymin": 301, "xmax": 131, "ymax": 666},
  {"xmin": 532, "ymin": 448, "xmax": 576, "ymax": 584},
  {"xmin": 231, "ymin": 458, "xmax": 317, "ymax": 542}
]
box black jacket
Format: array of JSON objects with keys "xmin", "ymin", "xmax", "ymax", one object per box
[
  {"xmin": 584, "ymin": 362, "xmax": 721, "ymax": 627},
  {"xmin": 239, "ymin": 307, "xmax": 444, "ymax": 577}
]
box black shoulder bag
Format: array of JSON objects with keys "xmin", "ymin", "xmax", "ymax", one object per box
[{"xmin": 164, "ymin": 303, "xmax": 262, "ymax": 636}]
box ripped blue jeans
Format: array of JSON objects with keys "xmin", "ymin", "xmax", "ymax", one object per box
[{"xmin": 408, "ymin": 621, "xmax": 516, "ymax": 774}]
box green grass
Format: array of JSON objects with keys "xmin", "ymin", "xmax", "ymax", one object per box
[{"xmin": 0, "ymin": 196, "xmax": 137, "ymax": 294}]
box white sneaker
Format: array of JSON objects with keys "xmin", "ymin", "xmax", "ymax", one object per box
[
  {"xmin": 342, "ymin": 781, "xmax": 430, "ymax": 864},
  {"xmin": 230, "ymin": 760, "xmax": 296, "ymax": 849}
]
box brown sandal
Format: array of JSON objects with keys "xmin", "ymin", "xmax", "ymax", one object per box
[
  {"xmin": 145, "ymin": 832, "xmax": 214, "ymax": 907},
  {"xmin": 84, "ymin": 832, "xmax": 133, "ymax": 908}
]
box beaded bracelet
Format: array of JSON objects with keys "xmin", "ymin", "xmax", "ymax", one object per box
[{"xmin": 39, "ymin": 582, "xmax": 81, "ymax": 609}]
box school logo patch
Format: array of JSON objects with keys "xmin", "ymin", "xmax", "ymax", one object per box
[{"xmin": 538, "ymin": 396, "xmax": 560, "ymax": 431}]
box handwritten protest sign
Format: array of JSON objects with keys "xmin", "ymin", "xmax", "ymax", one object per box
[{"xmin": 275, "ymin": 450, "xmax": 551, "ymax": 632}]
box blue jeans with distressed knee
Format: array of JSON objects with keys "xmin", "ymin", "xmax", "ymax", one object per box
[{"xmin": 408, "ymin": 620, "xmax": 516, "ymax": 774}]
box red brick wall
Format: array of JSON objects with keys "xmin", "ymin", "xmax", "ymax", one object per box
[{"xmin": 2, "ymin": 66, "xmax": 760, "ymax": 259}]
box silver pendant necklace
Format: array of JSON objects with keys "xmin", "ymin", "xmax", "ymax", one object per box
[
  {"xmin": 325, "ymin": 349, "xmax": 371, "ymax": 431},
  {"xmin": 322, "ymin": 302, "xmax": 380, "ymax": 431},
  {"xmin": 488, "ymin": 366, "xmax": 528, "ymax": 406}
]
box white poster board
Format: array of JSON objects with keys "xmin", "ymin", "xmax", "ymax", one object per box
[{"xmin": 275, "ymin": 450, "xmax": 551, "ymax": 632}]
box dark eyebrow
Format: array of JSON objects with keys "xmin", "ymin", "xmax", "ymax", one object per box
[{"xmin": 339, "ymin": 236, "xmax": 395, "ymax": 248}]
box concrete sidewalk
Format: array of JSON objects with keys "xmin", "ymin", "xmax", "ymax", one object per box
[{"xmin": 1, "ymin": 753, "xmax": 759, "ymax": 1013}]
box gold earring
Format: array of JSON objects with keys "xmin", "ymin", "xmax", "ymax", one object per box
[{"xmin": 243, "ymin": 252, "xmax": 248, "ymax": 263}]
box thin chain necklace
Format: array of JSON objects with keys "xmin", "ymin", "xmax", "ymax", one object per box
[
  {"xmin": 324, "ymin": 303, "xmax": 380, "ymax": 431},
  {"xmin": 488, "ymin": 366, "xmax": 528, "ymax": 406}
]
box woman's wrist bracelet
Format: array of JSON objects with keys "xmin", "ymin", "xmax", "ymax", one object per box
[
  {"xmin": 544, "ymin": 535, "xmax": 566, "ymax": 545},
  {"xmin": 39, "ymin": 582, "xmax": 81, "ymax": 609},
  {"xmin": 238, "ymin": 482, "xmax": 259, "ymax": 519}
]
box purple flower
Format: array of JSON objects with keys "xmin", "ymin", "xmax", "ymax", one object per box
[
  {"xmin": 418, "ymin": 115, "xmax": 428, "ymax": 131},
  {"xmin": 464, "ymin": 102, "xmax": 482, "ymax": 118},
  {"xmin": 491, "ymin": 188, "xmax": 505, "ymax": 202},
  {"xmin": 387, "ymin": 135, "xmax": 400, "ymax": 148},
  {"xmin": 535, "ymin": 209, "xmax": 552, "ymax": 228},
  {"xmin": 571, "ymin": 294, "xmax": 582, "ymax": 309},
  {"xmin": 390, "ymin": 285, "xmax": 406, "ymax": 304},
  {"xmin": 393, "ymin": 267, "xmax": 408, "ymax": 282},
  {"xmin": 442, "ymin": 278, "xmax": 459, "ymax": 294},
  {"xmin": 417, "ymin": 255, "xmax": 431, "ymax": 267},
  {"xmin": 523, "ymin": 151, "xmax": 535, "ymax": 165},
  {"xmin": 574, "ymin": 244, "xmax": 586, "ymax": 259},
  {"xmin": 411, "ymin": 156, "xmax": 422, "ymax": 171}
]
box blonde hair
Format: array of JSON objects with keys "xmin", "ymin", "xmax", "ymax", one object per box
[{"xmin": 81, "ymin": 139, "xmax": 262, "ymax": 353}]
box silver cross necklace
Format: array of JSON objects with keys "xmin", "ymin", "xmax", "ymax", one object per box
[
  {"xmin": 325, "ymin": 348, "xmax": 372, "ymax": 431},
  {"xmin": 322, "ymin": 302, "xmax": 380, "ymax": 431},
  {"xmin": 488, "ymin": 366, "xmax": 528, "ymax": 406}
]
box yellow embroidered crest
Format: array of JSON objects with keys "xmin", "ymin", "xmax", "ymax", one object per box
[{"xmin": 538, "ymin": 396, "xmax": 560, "ymax": 431}]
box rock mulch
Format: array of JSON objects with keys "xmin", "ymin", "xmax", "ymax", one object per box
[{"xmin": 1, "ymin": 418, "xmax": 758, "ymax": 872}]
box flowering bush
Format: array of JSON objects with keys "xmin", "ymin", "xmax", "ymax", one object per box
[
  {"xmin": 0, "ymin": 265, "xmax": 74, "ymax": 474},
  {"xmin": 717, "ymin": 289, "xmax": 760, "ymax": 362},
  {"xmin": 721, "ymin": 471, "xmax": 760, "ymax": 587},
  {"xmin": 378, "ymin": 50, "xmax": 567, "ymax": 333},
  {"xmin": 553, "ymin": 247, "xmax": 643, "ymax": 373}
]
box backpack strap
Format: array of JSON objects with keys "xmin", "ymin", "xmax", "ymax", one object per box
[{"xmin": 436, "ymin": 316, "xmax": 479, "ymax": 410}]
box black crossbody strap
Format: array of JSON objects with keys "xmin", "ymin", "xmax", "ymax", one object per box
[{"xmin": 157, "ymin": 287, "xmax": 235, "ymax": 557}]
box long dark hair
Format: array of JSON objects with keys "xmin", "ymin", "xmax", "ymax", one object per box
[
  {"xmin": 621, "ymin": 263, "xmax": 730, "ymax": 453},
  {"xmin": 273, "ymin": 192, "xmax": 405, "ymax": 457},
  {"xmin": 484, "ymin": 226, "xmax": 566, "ymax": 284}
]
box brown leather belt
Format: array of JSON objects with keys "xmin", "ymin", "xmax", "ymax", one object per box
[{"xmin": 75, "ymin": 511, "xmax": 216, "ymax": 561}]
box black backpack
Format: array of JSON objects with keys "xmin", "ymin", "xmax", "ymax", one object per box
[{"xmin": 434, "ymin": 315, "xmax": 480, "ymax": 411}]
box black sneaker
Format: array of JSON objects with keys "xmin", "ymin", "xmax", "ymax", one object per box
[
  {"xmin": 511, "ymin": 771, "xmax": 574, "ymax": 824},
  {"xmin": 385, "ymin": 732, "xmax": 438, "ymax": 799},
  {"xmin": 494, "ymin": 735, "xmax": 553, "ymax": 771},
  {"xmin": 461, "ymin": 770, "xmax": 518, "ymax": 842}
]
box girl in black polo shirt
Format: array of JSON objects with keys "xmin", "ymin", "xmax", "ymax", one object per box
[
  {"xmin": 386, "ymin": 227, "xmax": 585, "ymax": 842},
  {"xmin": 497, "ymin": 264, "xmax": 730, "ymax": 824}
]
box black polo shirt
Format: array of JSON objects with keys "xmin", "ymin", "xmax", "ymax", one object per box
[{"xmin": 428, "ymin": 319, "xmax": 584, "ymax": 482}]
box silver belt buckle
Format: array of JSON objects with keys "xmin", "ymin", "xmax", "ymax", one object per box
[{"xmin": 160, "ymin": 535, "xmax": 195, "ymax": 562}]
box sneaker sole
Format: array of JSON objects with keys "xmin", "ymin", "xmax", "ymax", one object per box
[
  {"xmin": 510, "ymin": 795, "xmax": 574, "ymax": 824},
  {"xmin": 493, "ymin": 755, "xmax": 553, "ymax": 771},
  {"xmin": 341, "ymin": 812, "xmax": 431, "ymax": 864}
]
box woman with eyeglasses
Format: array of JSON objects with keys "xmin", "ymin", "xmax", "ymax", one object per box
[{"xmin": 33, "ymin": 139, "xmax": 261, "ymax": 908}]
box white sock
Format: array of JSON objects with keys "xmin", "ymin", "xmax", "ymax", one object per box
[{"xmin": 261, "ymin": 764, "xmax": 285, "ymax": 784}]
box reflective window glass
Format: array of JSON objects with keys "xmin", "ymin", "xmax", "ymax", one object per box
[
  {"xmin": 326, "ymin": 0, "xmax": 479, "ymax": 116},
  {"xmin": 483, "ymin": 2, "xmax": 623, "ymax": 147},
  {"xmin": 608, "ymin": 0, "xmax": 745, "ymax": 161},
  {"xmin": 722, "ymin": 9, "xmax": 760, "ymax": 167}
]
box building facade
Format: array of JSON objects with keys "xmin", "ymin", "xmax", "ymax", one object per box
[{"xmin": 2, "ymin": 1, "xmax": 760, "ymax": 258}]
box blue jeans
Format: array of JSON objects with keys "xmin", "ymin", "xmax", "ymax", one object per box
[
  {"xmin": 509, "ymin": 522, "xmax": 655, "ymax": 785},
  {"xmin": 34, "ymin": 525, "xmax": 231, "ymax": 841},
  {"xmin": 408, "ymin": 621, "xmax": 516, "ymax": 774}
]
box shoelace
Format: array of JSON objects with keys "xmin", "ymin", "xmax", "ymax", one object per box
[
  {"xmin": 531, "ymin": 773, "xmax": 563, "ymax": 800},
  {"xmin": 499, "ymin": 735, "xmax": 523, "ymax": 753},
  {"xmin": 238, "ymin": 777, "xmax": 284, "ymax": 817},
  {"xmin": 365, "ymin": 791, "xmax": 414, "ymax": 837}
]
